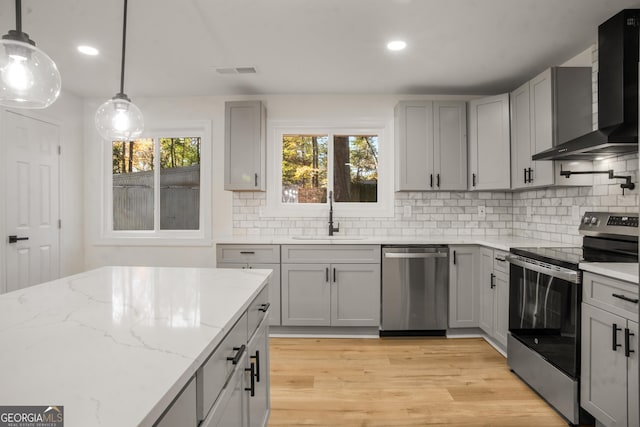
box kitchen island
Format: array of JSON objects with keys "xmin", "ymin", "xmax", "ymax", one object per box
[{"xmin": 0, "ymin": 266, "xmax": 271, "ymax": 427}]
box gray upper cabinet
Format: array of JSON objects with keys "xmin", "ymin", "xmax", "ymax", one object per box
[
  {"xmin": 224, "ymin": 101, "xmax": 266, "ymax": 191},
  {"xmin": 395, "ymin": 100, "xmax": 467, "ymax": 191},
  {"xmin": 468, "ymin": 94, "xmax": 511, "ymax": 190},
  {"xmin": 511, "ymin": 67, "xmax": 593, "ymax": 190}
]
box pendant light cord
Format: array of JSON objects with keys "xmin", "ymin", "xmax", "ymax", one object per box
[
  {"xmin": 119, "ymin": 0, "xmax": 128, "ymax": 95},
  {"xmin": 15, "ymin": 0, "xmax": 22, "ymax": 33}
]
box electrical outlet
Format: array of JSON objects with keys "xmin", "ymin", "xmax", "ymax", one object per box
[
  {"xmin": 477, "ymin": 205, "xmax": 486, "ymax": 220},
  {"xmin": 526, "ymin": 206, "xmax": 532, "ymax": 220},
  {"xmin": 403, "ymin": 205, "xmax": 412, "ymax": 218}
]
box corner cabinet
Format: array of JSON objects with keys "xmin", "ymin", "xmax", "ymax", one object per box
[
  {"xmin": 280, "ymin": 245, "xmax": 381, "ymax": 327},
  {"xmin": 395, "ymin": 101, "xmax": 467, "ymax": 191},
  {"xmin": 448, "ymin": 245, "xmax": 480, "ymax": 328},
  {"xmin": 468, "ymin": 94, "xmax": 511, "ymax": 190},
  {"xmin": 510, "ymin": 67, "xmax": 593, "ymax": 190},
  {"xmin": 478, "ymin": 248, "xmax": 509, "ymax": 349},
  {"xmin": 224, "ymin": 101, "xmax": 266, "ymax": 191},
  {"xmin": 216, "ymin": 244, "xmax": 281, "ymax": 326},
  {"xmin": 581, "ymin": 272, "xmax": 638, "ymax": 427}
]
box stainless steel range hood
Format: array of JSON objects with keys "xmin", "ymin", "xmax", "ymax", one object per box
[{"xmin": 533, "ymin": 9, "xmax": 639, "ymax": 161}]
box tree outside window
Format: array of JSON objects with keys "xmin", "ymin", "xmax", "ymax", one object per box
[{"xmin": 281, "ymin": 134, "xmax": 378, "ymax": 204}]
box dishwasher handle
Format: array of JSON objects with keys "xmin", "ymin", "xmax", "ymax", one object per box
[{"xmin": 384, "ymin": 252, "xmax": 448, "ymax": 259}]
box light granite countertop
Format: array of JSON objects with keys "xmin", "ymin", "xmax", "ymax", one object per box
[
  {"xmin": 580, "ymin": 262, "xmax": 639, "ymax": 284},
  {"xmin": 0, "ymin": 266, "xmax": 271, "ymax": 427},
  {"xmin": 214, "ymin": 235, "xmax": 572, "ymax": 252}
]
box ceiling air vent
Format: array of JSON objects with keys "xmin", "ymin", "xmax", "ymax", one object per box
[{"xmin": 215, "ymin": 66, "xmax": 257, "ymax": 75}]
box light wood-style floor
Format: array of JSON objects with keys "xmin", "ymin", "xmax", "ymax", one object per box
[{"xmin": 268, "ymin": 337, "xmax": 570, "ymax": 427}]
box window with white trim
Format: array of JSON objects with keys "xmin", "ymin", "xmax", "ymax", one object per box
[
  {"xmin": 102, "ymin": 121, "xmax": 211, "ymax": 243},
  {"xmin": 267, "ymin": 124, "xmax": 393, "ymax": 217}
]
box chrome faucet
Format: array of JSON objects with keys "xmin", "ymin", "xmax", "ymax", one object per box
[{"xmin": 328, "ymin": 191, "xmax": 339, "ymax": 236}]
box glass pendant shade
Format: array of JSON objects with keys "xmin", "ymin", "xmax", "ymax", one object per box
[
  {"xmin": 0, "ymin": 37, "xmax": 61, "ymax": 109},
  {"xmin": 95, "ymin": 95, "xmax": 144, "ymax": 141}
]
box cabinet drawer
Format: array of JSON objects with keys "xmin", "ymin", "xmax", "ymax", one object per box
[
  {"xmin": 493, "ymin": 250, "xmax": 509, "ymax": 274},
  {"xmin": 196, "ymin": 312, "xmax": 248, "ymax": 422},
  {"xmin": 155, "ymin": 377, "xmax": 197, "ymax": 427},
  {"xmin": 247, "ymin": 286, "xmax": 269, "ymax": 339},
  {"xmin": 583, "ymin": 272, "xmax": 638, "ymax": 320},
  {"xmin": 281, "ymin": 245, "xmax": 381, "ymax": 263},
  {"xmin": 216, "ymin": 245, "xmax": 280, "ymax": 264}
]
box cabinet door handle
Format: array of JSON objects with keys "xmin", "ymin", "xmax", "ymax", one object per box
[
  {"xmin": 490, "ymin": 273, "xmax": 495, "ymax": 289},
  {"xmin": 325, "ymin": 267, "xmax": 329, "ymax": 282},
  {"xmin": 437, "ymin": 173, "xmax": 440, "ymax": 188},
  {"xmin": 528, "ymin": 168, "xmax": 533, "ymax": 183},
  {"xmin": 250, "ymin": 350, "xmax": 261, "ymax": 382},
  {"xmin": 430, "ymin": 174, "xmax": 433, "ymax": 188},
  {"xmin": 612, "ymin": 293, "xmax": 639, "ymax": 304},
  {"xmin": 245, "ymin": 362, "xmax": 256, "ymax": 396},
  {"xmin": 254, "ymin": 173, "xmax": 258, "ymax": 187},
  {"xmin": 472, "ymin": 173, "xmax": 476, "ymax": 187},
  {"xmin": 612, "ymin": 324, "xmax": 622, "ymax": 351},
  {"xmin": 453, "ymin": 250, "xmax": 457, "ymax": 265},
  {"xmin": 625, "ymin": 328, "xmax": 635, "ymax": 358},
  {"xmin": 333, "ymin": 268, "xmax": 336, "ymax": 283},
  {"xmin": 523, "ymin": 168, "xmax": 527, "ymax": 184},
  {"xmin": 258, "ymin": 302, "xmax": 270, "ymax": 313},
  {"xmin": 227, "ymin": 344, "xmax": 246, "ymax": 365}
]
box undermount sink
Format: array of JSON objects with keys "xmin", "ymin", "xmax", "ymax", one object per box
[{"xmin": 291, "ymin": 236, "xmax": 367, "ymax": 240}]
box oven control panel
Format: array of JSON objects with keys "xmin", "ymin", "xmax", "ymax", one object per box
[{"xmin": 580, "ymin": 211, "xmax": 639, "ymax": 236}]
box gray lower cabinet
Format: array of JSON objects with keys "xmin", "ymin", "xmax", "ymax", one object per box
[
  {"xmin": 248, "ymin": 318, "xmax": 270, "ymax": 427},
  {"xmin": 217, "ymin": 245, "xmax": 281, "ymax": 326},
  {"xmin": 155, "ymin": 378, "xmax": 198, "ymax": 427},
  {"xmin": 448, "ymin": 245, "xmax": 479, "ymax": 328},
  {"xmin": 281, "ymin": 263, "xmax": 380, "ymax": 327},
  {"xmin": 581, "ymin": 272, "xmax": 638, "ymax": 427},
  {"xmin": 201, "ymin": 352, "xmax": 248, "ymax": 427},
  {"xmin": 280, "ymin": 245, "xmax": 381, "ymax": 327},
  {"xmin": 478, "ymin": 248, "xmax": 509, "ymax": 349}
]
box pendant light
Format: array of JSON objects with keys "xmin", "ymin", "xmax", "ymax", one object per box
[
  {"xmin": 0, "ymin": 0, "xmax": 61, "ymax": 109},
  {"xmin": 95, "ymin": 0, "xmax": 143, "ymax": 141}
]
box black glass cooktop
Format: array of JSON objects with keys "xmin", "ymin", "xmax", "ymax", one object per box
[{"xmin": 510, "ymin": 247, "xmax": 583, "ymax": 270}]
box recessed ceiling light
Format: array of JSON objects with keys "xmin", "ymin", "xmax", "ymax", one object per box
[
  {"xmin": 387, "ymin": 40, "xmax": 406, "ymax": 51},
  {"xmin": 594, "ymin": 157, "xmax": 605, "ymax": 161},
  {"xmin": 77, "ymin": 45, "xmax": 99, "ymax": 56}
]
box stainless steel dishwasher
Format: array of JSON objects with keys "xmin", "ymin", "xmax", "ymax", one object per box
[{"xmin": 380, "ymin": 245, "xmax": 448, "ymax": 336}]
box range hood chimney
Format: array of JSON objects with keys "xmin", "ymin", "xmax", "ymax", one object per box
[{"xmin": 533, "ymin": 9, "xmax": 640, "ymax": 161}]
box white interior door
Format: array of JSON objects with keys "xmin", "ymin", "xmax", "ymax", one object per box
[{"xmin": 4, "ymin": 110, "xmax": 60, "ymax": 293}]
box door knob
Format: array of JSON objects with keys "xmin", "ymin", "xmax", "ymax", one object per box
[{"xmin": 8, "ymin": 235, "xmax": 29, "ymax": 244}]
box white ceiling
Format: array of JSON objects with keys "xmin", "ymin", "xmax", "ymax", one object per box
[{"xmin": 2, "ymin": 0, "xmax": 640, "ymax": 99}]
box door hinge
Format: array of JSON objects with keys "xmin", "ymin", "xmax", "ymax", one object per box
[
  {"xmin": 58, "ymin": 219, "xmax": 62, "ymax": 229},
  {"xmin": 58, "ymin": 145, "xmax": 61, "ymax": 155}
]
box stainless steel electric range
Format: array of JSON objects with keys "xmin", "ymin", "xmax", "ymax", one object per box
[{"xmin": 506, "ymin": 212, "xmax": 638, "ymax": 425}]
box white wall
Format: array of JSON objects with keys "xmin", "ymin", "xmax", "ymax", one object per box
[{"xmin": 0, "ymin": 89, "xmax": 85, "ymax": 293}]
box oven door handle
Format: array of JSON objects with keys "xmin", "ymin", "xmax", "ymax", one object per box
[{"xmin": 505, "ymin": 254, "xmax": 580, "ymax": 284}]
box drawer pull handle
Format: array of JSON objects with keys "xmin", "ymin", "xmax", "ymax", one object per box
[
  {"xmin": 612, "ymin": 293, "xmax": 639, "ymax": 304},
  {"xmin": 258, "ymin": 302, "xmax": 271, "ymax": 313},
  {"xmin": 625, "ymin": 328, "xmax": 635, "ymax": 358},
  {"xmin": 240, "ymin": 251, "xmax": 255, "ymax": 255},
  {"xmin": 494, "ymin": 257, "xmax": 506, "ymax": 262},
  {"xmin": 613, "ymin": 324, "xmax": 622, "ymax": 351},
  {"xmin": 227, "ymin": 344, "xmax": 246, "ymax": 365},
  {"xmin": 251, "ymin": 351, "xmax": 261, "ymax": 382},
  {"xmin": 245, "ymin": 362, "xmax": 256, "ymax": 396}
]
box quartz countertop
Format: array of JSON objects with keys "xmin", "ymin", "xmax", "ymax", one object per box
[
  {"xmin": 579, "ymin": 262, "xmax": 639, "ymax": 284},
  {"xmin": 214, "ymin": 235, "xmax": 572, "ymax": 252},
  {"xmin": 0, "ymin": 266, "xmax": 271, "ymax": 427}
]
